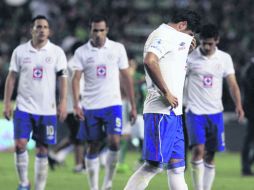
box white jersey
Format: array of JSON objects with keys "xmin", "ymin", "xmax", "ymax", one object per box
[
  {"xmin": 185, "ymin": 47, "xmax": 235, "ymax": 114},
  {"xmin": 71, "ymin": 38, "xmax": 129, "ymax": 109},
  {"xmin": 143, "ymin": 24, "xmax": 193, "ymax": 115},
  {"xmin": 9, "ymin": 40, "xmax": 67, "ymax": 115}
]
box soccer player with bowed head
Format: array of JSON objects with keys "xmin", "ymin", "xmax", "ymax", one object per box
[
  {"xmin": 124, "ymin": 9, "xmax": 201, "ymax": 190},
  {"xmin": 185, "ymin": 24, "xmax": 244, "ymax": 190},
  {"xmin": 3, "ymin": 15, "xmax": 68, "ymax": 190},
  {"xmin": 71, "ymin": 14, "xmax": 137, "ymax": 190}
]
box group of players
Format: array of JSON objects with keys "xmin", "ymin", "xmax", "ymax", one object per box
[{"xmin": 2, "ymin": 8, "xmax": 252, "ymax": 190}]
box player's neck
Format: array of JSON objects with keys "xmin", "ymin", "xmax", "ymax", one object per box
[{"xmin": 31, "ymin": 39, "xmax": 48, "ymax": 50}]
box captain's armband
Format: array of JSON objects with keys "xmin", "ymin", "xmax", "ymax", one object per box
[{"xmin": 57, "ymin": 69, "xmax": 67, "ymax": 77}]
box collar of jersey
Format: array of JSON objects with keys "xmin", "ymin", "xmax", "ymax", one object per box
[
  {"xmin": 88, "ymin": 38, "xmax": 110, "ymax": 50},
  {"xmin": 197, "ymin": 46, "xmax": 219, "ymax": 60},
  {"xmin": 28, "ymin": 40, "xmax": 50, "ymax": 52}
]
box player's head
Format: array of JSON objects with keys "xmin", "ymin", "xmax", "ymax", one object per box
[
  {"xmin": 199, "ymin": 24, "xmax": 219, "ymax": 56},
  {"xmin": 31, "ymin": 15, "xmax": 50, "ymax": 43},
  {"xmin": 171, "ymin": 9, "xmax": 201, "ymax": 36},
  {"xmin": 89, "ymin": 14, "xmax": 109, "ymax": 48}
]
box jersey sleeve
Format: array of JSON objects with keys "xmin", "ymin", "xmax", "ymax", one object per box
[
  {"xmin": 9, "ymin": 48, "xmax": 20, "ymax": 72},
  {"xmin": 146, "ymin": 36, "xmax": 173, "ymax": 60},
  {"xmin": 223, "ymin": 54, "xmax": 235, "ymax": 77},
  {"xmin": 56, "ymin": 48, "xmax": 68, "ymax": 72},
  {"xmin": 118, "ymin": 43, "xmax": 129, "ymax": 70},
  {"xmin": 70, "ymin": 48, "xmax": 85, "ymax": 71}
]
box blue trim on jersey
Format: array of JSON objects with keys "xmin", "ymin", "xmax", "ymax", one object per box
[
  {"xmin": 77, "ymin": 105, "xmax": 122, "ymax": 141},
  {"xmin": 186, "ymin": 110, "xmax": 225, "ymax": 152},
  {"xmin": 13, "ymin": 108, "xmax": 57, "ymax": 145},
  {"xmin": 142, "ymin": 112, "xmax": 185, "ymax": 168}
]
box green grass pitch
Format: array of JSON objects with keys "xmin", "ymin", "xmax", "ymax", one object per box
[{"xmin": 0, "ymin": 151, "xmax": 254, "ymax": 190}]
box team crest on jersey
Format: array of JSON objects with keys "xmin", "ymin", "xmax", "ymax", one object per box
[
  {"xmin": 203, "ymin": 75, "xmax": 213, "ymax": 87},
  {"xmin": 96, "ymin": 65, "xmax": 107, "ymax": 78},
  {"xmin": 45, "ymin": 57, "xmax": 52, "ymax": 63},
  {"xmin": 33, "ymin": 67, "xmax": 43, "ymax": 79}
]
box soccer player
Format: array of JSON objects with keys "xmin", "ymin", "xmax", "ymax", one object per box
[
  {"xmin": 185, "ymin": 24, "xmax": 244, "ymax": 190},
  {"xmin": 3, "ymin": 15, "xmax": 68, "ymax": 190},
  {"xmin": 71, "ymin": 14, "xmax": 137, "ymax": 190},
  {"xmin": 124, "ymin": 9, "xmax": 201, "ymax": 190}
]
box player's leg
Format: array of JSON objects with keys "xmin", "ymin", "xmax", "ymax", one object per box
[
  {"xmin": 203, "ymin": 151, "xmax": 215, "ymax": 190},
  {"xmin": 33, "ymin": 114, "xmax": 57, "ymax": 190},
  {"xmin": 13, "ymin": 109, "xmax": 32, "ymax": 189},
  {"xmin": 202, "ymin": 112, "xmax": 225, "ymax": 190},
  {"xmin": 124, "ymin": 161, "xmax": 163, "ymax": 190},
  {"xmin": 167, "ymin": 114, "xmax": 188, "ymax": 190},
  {"xmin": 66, "ymin": 113, "xmax": 85, "ymax": 173},
  {"xmin": 186, "ymin": 111, "xmax": 206, "ymax": 190},
  {"xmin": 34, "ymin": 143, "xmax": 49, "ymax": 190},
  {"xmin": 78, "ymin": 109, "xmax": 104, "ymax": 190},
  {"xmin": 101, "ymin": 105, "xmax": 123, "ymax": 190}
]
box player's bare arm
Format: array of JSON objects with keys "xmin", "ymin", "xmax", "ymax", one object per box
[
  {"xmin": 120, "ymin": 68, "xmax": 137, "ymax": 124},
  {"xmin": 57, "ymin": 75, "xmax": 68, "ymax": 122},
  {"xmin": 226, "ymin": 74, "xmax": 245, "ymax": 122},
  {"xmin": 3, "ymin": 71, "xmax": 17, "ymax": 120},
  {"xmin": 144, "ymin": 52, "xmax": 178, "ymax": 108},
  {"xmin": 72, "ymin": 70, "xmax": 84, "ymax": 120}
]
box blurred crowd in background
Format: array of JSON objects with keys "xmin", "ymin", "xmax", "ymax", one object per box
[{"xmin": 0, "ymin": 0, "xmax": 254, "ymax": 111}]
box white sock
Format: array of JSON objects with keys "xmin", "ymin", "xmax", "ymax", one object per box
[
  {"xmin": 124, "ymin": 162, "xmax": 163, "ymax": 190},
  {"xmin": 203, "ymin": 162, "xmax": 215, "ymax": 190},
  {"xmin": 34, "ymin": 156, "xmax": 48, "ymax": 190},
  {"xmin": 99, "ymin": 148, "xmax": 107, "ymax": 168},
  {"xmin": 167, "ymin": 166, "xmax": 188, "ymax": 190},
  {"xmin": 101, "ymin": 150, "xmax": 119, "ymax": 190},
  {"xmin": 52, "ymin": 145, "xmax": 74, "ymax": 163},
  {"xmin": 191, "ymin": 159, "xmax": 204, "ymax": 190},
  {"xmin": 86, "ymin": 156, "xmax": 100, "ymax": 190},
  {"xmin": 15, "ymin": 151, "xmax": 29, "ymax": 186}
]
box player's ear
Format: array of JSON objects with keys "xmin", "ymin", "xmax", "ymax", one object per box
[
  {"xmin": 105, "ymin": 27, "xmax": 109, "ymax": 35},
  {"xmin": 178, "ymin": 21, "xmax": 188, "ymax": 31},
  {"xmin": 216, "ymin": 36, "xmax": 220, "ymax": 45}
]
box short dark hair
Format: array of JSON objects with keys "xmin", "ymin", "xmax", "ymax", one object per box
[
  {"xmin": 89, "ymin": 14, "xmax": 108, "ymax": 27},
  {"xmin": 171, "ymin": 9, "xmax": 201, "ymax": 33},
  {"xmin": 31, "ymin": 15, "xmax": 49, "ymax": 26},
  {"xmin": 200, "ymin": 24, "xmax": 219, "ymax": 40}
]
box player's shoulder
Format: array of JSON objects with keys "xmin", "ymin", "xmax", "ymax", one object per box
[
  {"xmin": 107, "ymin": 38, "xmax": 125, "ymax": 49},
  {"xmin": 15, "ymin": 41, "xmax": 30, "ymax": 52},
  {"xmin": 216, "ymin": 48, "xmax": 232, "ymax": 59},
  {"xmin": 74, "ymin": 42, "xmax": 88, "ymax": 54}
]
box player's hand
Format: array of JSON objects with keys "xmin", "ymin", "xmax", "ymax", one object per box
[
  {"xmin": 57, "ymin": 102, "xmax": 67, "ymax": 122},
  {"xmin": 3, "ymin": 102, "xmax": 12, "ymax": 121},
  {"xmin": 73, "ymin": 106, "xmax": 85, "ymax": 121},
  {"xmin": 165, "ymin": 92, "xmax": 178, "ymax": 109},
  {"xmin": 129, "ymin": 107, "xmax": 137, "ymax": 125},
  {"xmin": 189, "ymin": 37, "xmax": 197, "ymax": 54},
  {"xmin": 236, "ymin": 106, "xmax": 244, "ymax": 123}
]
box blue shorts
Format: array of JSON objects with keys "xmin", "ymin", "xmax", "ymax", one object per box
[
  {"xmin": 13, "ymin": 108, "xmax": 57, "ymax": 145},
  {"xmin": 186, "ymin": 111, "xmax": 225, "ymax": 152},
  {"xmin": 77, "ymin": 105, "xmax": 122, "ymax": 141},
  {"xmin": 142, "ymin": 112, "xmax": 185, "ymax": 168}
]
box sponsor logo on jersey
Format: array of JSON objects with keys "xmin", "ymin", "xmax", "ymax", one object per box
[
  {"xmin": 178, "ymin": 42, "xmax": 186, "ymax": 51},
  {"xmin": 96, "ymin": 65, "xmax": 107, "ymax": 78},
  {"xmin": 33, "ymin": 67, "xmax": 43, "ymax": 79},
  {"xmin": 23, "ymin": 57, "xmax": 31, "ymax": 64}
]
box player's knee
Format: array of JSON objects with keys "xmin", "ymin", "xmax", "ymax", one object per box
[
  {"xmin": 15, "ymin": 140, "xmax": 27, "ymax": 153},
  {"xmin": 168, "ymin": 166, "xmax": 185, "ymax": 174}
]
